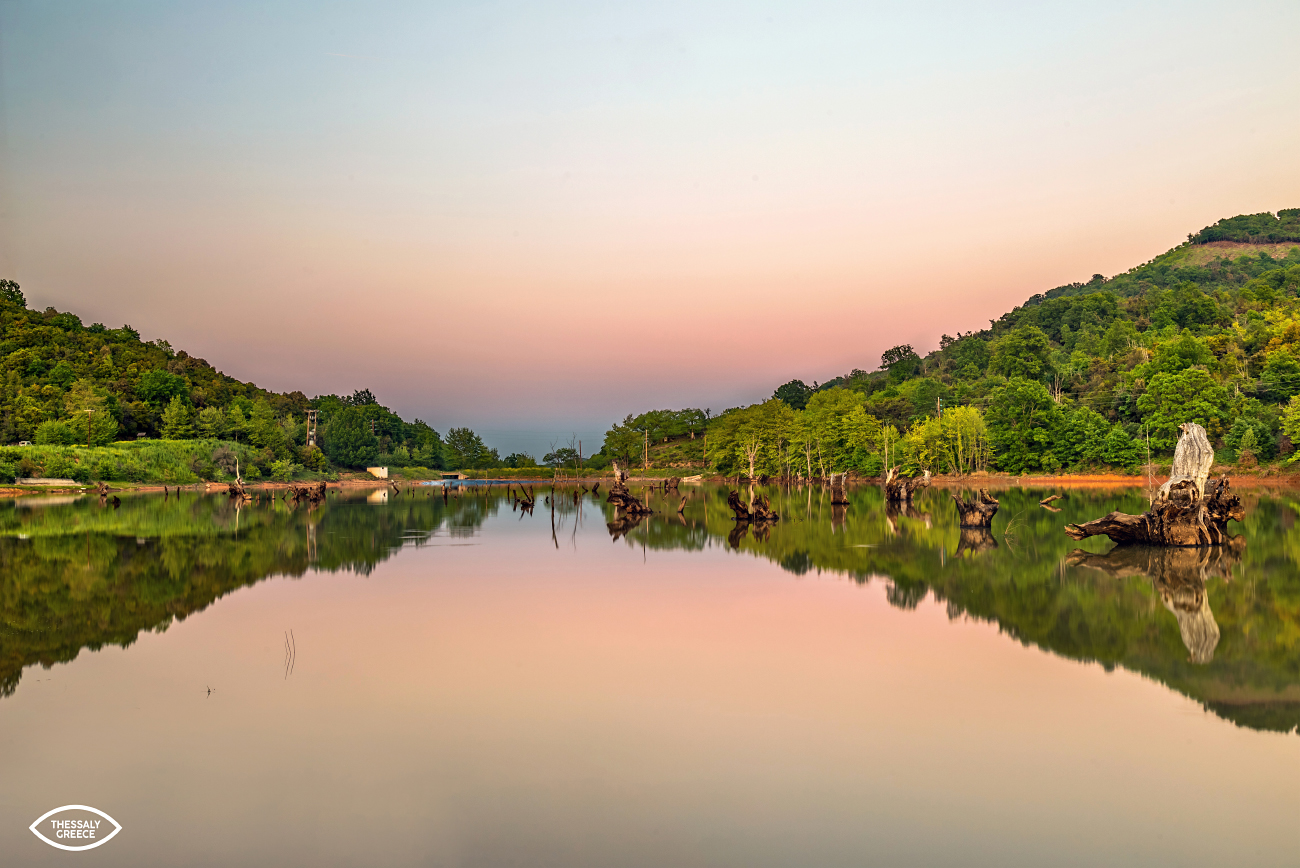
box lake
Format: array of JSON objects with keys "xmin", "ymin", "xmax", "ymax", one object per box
[{"xmin": 2, "ymin": 482, "xmax": 1298, "ymax": 866}]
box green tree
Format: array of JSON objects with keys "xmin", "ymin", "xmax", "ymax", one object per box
[
  {"xmin": 985, "ymin": 378, "xmax": 1062, "ymax": 473},
  {"xmin": 1135, "ymin": 368, "xmax": 1234, "ymax": 450},
  {"xmin": 137, "ymin": 370, "xmax": 189, "ymax": 407},
  {"xmin": 444, "ymin": 427, "xmax": 491, "ymax": 469},
  {"xmin": 160, "ymin": 396, "xmax": 195, "ymax": 440},
  {"xmin": 34, "ymin": 420, "xmax": 78, "ymax": 446},
  {"xmin": 989, "ymin": 326, "xmax": 1053, "ymax": 380},
  {"xmin": 63, "ymin": 380, "xmax": 119, "ymax": 446},
  {"xmin": 197, "ymin": 406, "xmax": 228, "ymax": 439},
  {"xmin": 773, "ymin": 379, "xmax": 813, "ymax": 410},
  {"xmin": 323, "ymin": 406, "xmax": 379, "ymax": 468}
]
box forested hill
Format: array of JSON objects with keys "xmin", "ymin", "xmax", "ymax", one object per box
[
  {"xmin": 597, "ymin": 209, "xmax": 1300, "ymax": 477},
  {"xmin": 0, "ymin": 279, "xmax": 447, "ymax": 471}
]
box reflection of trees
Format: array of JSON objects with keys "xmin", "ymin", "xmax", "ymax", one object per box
[
  {"xmin": 0, "ymin": 491, "xmax": 497, "ymax": 698},
  {"xmin": 1068, "ymin": 544, "xmax": 1243, "ymax": 664}
]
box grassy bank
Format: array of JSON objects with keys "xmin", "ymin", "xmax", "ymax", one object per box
[{"xmin": 0, "ymin": 440, "xmax": 335, "ymax": 486}]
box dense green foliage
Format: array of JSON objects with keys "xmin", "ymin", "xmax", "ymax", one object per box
[
  {"xmin": 599, "ymin": 209, "xmax": 1300, "ymax": 476},
  {"xmin": 1188, "ymin": 209, "xmax": 1300, "ymax": 244},
  {"xmin": 0, "ymin": 280, "xmax": 462, "ymax": 474}
]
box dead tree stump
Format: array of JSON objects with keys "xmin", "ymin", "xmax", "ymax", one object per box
[
  {"xmin": 726, "ymin": 490, "xmax": 780, "ymax": 522},
  {"xmin": 884, "ymin": 467, "xmax": 930, "ymax": 504},
  {"xmin": 1065, "ymin": 424, "xmax": 1242, "ymax": 546},
  {"xmin": 607, "ymin": 481, "xmax": 652, "ymax": 515},
  {"xmin": 952, "ymin": 489, "xmax": 999, "ymax": 528},
  {"xmin": 830, "ymin": 473, "xmax": 850, "ymax": 505}
]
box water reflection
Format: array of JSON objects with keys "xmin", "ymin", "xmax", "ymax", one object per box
[
  {"xmin": 3, "ymin": 483, "xmax": 1300, "ymax": 733},
  {"xmin": 1068, "ymin": 545, "xmax": 1243, "ymax": 664}
]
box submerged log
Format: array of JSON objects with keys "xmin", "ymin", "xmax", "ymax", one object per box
[
  {"xmin": 952, "ymin": 489, "xmax": 999, "ymax": 528},
  {"xmin": 884, "ymin": 467, "xmax": 930, "ymax": 503},
  {"xmin": 1039, "ymin": 494, "xmax": 1062, "ymax": 505}
]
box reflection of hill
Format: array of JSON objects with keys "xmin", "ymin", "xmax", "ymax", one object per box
[
  {"xmin": 0, "ymin": 493, "xmax": 490, "ymax": 697},
  {"xmin": 7, "ymin": 485, "xmax": 1300, "ymax": 735},
  {"xmin": 607, "ymin": 484, "xmax": 1300, "ymax": 735}
]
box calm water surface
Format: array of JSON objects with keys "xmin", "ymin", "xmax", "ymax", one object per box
[{"xmin": 2, "ymin": 483, "xmax": 1299, "ymax": 866}]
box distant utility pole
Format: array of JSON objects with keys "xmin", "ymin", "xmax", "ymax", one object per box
[
  {"xmin": 306, "ymin": 410, "xmax": 318, "ymax": 447},
  {"xmin": 643, "ymin": 428, "xmax": 649, "ymax": 471},
  {"xmin": 578, "ymin": 440, "xmax": 583, "ymax": 472},
  {"xmin": 937, "ymin": 397, "xmax": 942, "ymax": 420}
]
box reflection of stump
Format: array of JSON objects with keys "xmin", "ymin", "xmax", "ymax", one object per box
[
  {"xmin": 831, "ymin": 503, "xmax": 847, "ymax": 533},
  {"xmin": 955, "ymin": 527, "xmax": 998, "ymax": 558},
  {"xmin": 884, "ymin": 467, "xmax": 930, "ymax": 503},
  {"xmin": 607, "ymin": 513, "xmax": 645, "ymax": 542},
  {"xmin": 727, "ymin": 522, "xmax": 750, "ymax": 549},
  {"xmin": 952, "ymin": 489, "xmax": 999, "ymax": 527},
  {"xmin": 1067, "ymin": 544, "xmax": 1239, "ymax": 663}
]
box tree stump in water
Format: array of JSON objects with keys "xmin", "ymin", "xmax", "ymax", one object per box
[
  {"xmin": 726, "ymin": 490, "xmax": 780, "ymax": 522},
  {"xmin": 1065, "ymin": 424, "xmax": 1242, "ymax": 546},
  {"xmin": 830, "ymin": 473, "xmax": 850, "ymax": 506},
  {"xmin": 951, "ymin": 489, "xmax": 999, "ymax": 528},
  {"xmin": 884, "ymin": 467, "xmax": 930, "ymax": 503},
  {"xmin": 607, "ymin": 481, "xmax": 653, "ymax": 515}
]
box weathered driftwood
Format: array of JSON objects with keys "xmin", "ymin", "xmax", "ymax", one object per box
[
  {"xmin": 1158, "ymin": 422, "xmax": 1214, "ymax": 504},
  {"xmin": 1067, "ymin": 543, "xmax": 1241, "ymax": 663},
  {"xmin": 664, "ymin": 476, "xmax": 681, "ymax": 491},
  {"xmin": 1065, "ymin": 476, "xmax": 1243, "ymax": 546},
  {"xmin": 884, "ymin": 467, "xmax": 930, "ymax": 503},
  {"xmin": 1065, "ymin": 423, "xmax": 1242, "ymax": 546},
  {"xmin": 607, "ymin": 481, "xmax": 653, "ymax": 515},
  {"xmin": 952, "ymin": 489, "xmax": 999, "ymax": 528},
  {"xmin": 725, "ymin": 490, "xmax": 780, "ymax": 522},
  {"xmin": 1039, "ymin": 494, "xmax": 1062, "ymax": 505},
  {"xmin": 288, "ymin": 481, "xmax": 327, "ymax": 506}
]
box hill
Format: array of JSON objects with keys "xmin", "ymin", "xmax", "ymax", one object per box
[
  {"xmin": 0, "ymin": 280, "xmax": 450, "ymax": 482},
  {"xmin": 596, "ymin": 209, "xmax": 1300, "ymax": 478}
]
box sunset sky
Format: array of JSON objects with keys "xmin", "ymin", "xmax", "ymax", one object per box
[{"xmin": 2, "ymin": 1, "xmax": 1299, "ymax": 456}]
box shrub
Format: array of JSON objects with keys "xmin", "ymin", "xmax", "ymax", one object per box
[
  {"xmin": 269, "ymin": 459, "xmax": 299, "ymax": 481},
  {"xmin": 0, "ymin": 461, "xmax": 15, "ymax": 484},
  {"xmin": 34, "ymin": 420, "xmax": 78, "ymax": 446}
]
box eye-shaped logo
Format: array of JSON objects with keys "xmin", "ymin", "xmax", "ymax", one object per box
[{"xmin": 30, "ymin": 805, "xmax": 122, "ymax": 851}]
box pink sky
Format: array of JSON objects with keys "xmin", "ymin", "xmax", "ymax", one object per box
[{"xmin": 3, "ymin": 1, "xmax": 1299, "ymax": 455}]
